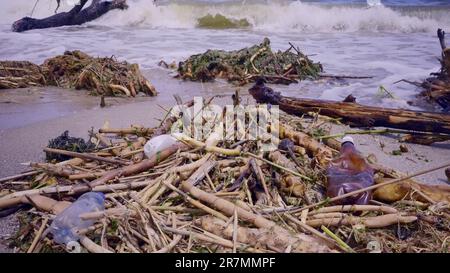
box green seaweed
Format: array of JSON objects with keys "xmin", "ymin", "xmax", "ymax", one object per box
[
  {"xmin": 46, "ymin": 130, "xmax": 95, "ymax": 162},
  {"xmin": 197, "ymin": 14, "xmax": 251, "ymax": 29},
  {"xmin": 178, "ymin": 38, "xmax": 322, "ymax": 85}
]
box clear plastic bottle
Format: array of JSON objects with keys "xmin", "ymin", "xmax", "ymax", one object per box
[
  {"xmin": 326, "ymin": 136, "xmax": 374, "ymax": 205},
  {"xmin": 50, "ymin": 192, "xmax": 105, "ymax": 245}
]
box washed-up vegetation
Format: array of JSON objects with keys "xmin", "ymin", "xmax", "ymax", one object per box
[
  {"xmin": 0, "ymin": 50, "xmax": 156, "ymax": 97},
  {"xmin": 178, "ymin": 38, "xmax": 323, "ymax": 85},
  {"xmin": 0, "ymin": 93, "xmax": 448, "ymax": 253},
  {"xmin": 197, "ymin": 14, "xmax": 251, "ymax": 29},
  {"xmin": 400, "ymin": 29, "xmax": 450, "ymax": 111}
]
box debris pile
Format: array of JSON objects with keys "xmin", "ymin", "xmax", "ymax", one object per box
[
  {"xmin": 401, "ymin": 29, "xmax": 450, "ymax": 111},
  {"xmin": 0, "ymin": 61, "xmax": 46, "ymax": 89},
  {"xmin": 0, "ymin": 51, "xmax": 157, "ymax": 97},
  {"xmin": 178, "ymin": 38, "xmax": 323, "ymax": 85},
  {"xmin": 0, "ymin": 98, "xmax": 449, "ymax": 253},
  {"xmin": 419, "ymin": 29, "xmax": 450, "ymax": 111}
]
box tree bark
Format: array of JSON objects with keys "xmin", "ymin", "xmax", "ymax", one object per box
[
  {"xmin": 249, "ymin": 80, "xmax": 450, "ymax": 134},
  {"xmin": 12, "ymin": 0, "xmax": 128, "ymax": 32}
]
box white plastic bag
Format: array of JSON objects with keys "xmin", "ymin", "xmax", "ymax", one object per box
[{"xmin": 144, "ymin": 134, "xmax": 179, "ymax": 159}]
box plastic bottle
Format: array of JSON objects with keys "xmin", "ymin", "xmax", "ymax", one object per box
[
  {"xmin": 326, "ymin": 136, "xmax": 374, "ymax": 205},
  {"xmin": 49, "ymin": 192, "xmax": 105, "ymax": 245},
  {"xmin": 144, "ymin": 134, "xmax": 179, "ymax": 159}
]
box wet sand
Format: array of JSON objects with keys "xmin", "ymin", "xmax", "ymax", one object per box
[{"xmin": 0, "ymin": 69, "xmax": 449, "ymax": 252}]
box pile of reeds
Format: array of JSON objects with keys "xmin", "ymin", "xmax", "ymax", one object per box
[
  {"xmin": 0, "ymin": 61, "xmax": 46, "ymax": 89},
  {"xmin": 0, "ymin": 51, "xmax": 157, "ymax": 97},
  {"xmin": 0, "ymin": 96, "xmax": 448, "ymax": 253}
]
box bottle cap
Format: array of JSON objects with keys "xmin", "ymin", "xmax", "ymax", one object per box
[{"xmin": 342, "ymin": 136, "xmax": 354, "ymax": 144}]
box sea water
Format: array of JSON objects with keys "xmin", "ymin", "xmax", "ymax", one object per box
[{"xmin": 0, "ymin": 0, "xmax": 449, "ymax": 110}]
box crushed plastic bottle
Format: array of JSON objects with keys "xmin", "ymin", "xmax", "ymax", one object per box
[
  {"xmin": 49, "ymin": 192, "xmax": 105, "ymax": 245},
  {"xmin": 144, "ymin": 134, "xmax": 179, "ymax": 159},
  {"xmin": 367, "ymin": 240, "xmax": 382, "ymax": 253},
  {"xmin": 326, "ymin": 136, "xmax": 374, "ymax": 205}
]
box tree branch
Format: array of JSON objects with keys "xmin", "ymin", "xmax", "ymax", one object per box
[
  {"xmin": 69, "ymin": 0, "xmax": 90, "ymax": 15},
  {"xmin": 438, "ymin": 28, "xmax": 447, "ymax": 50},
  {"xmin": 12, "ymin": 1, "xmax": 128, "ymax": 32}
]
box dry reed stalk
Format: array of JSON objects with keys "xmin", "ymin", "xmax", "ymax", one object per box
[
  {"xmin": 27, "ymin": 217, "xmax": 49, "ymax": 253},
  {"xmin": 309, "ymin": 205, "xmax": 398, "ymax": 215},
  {"xmin": 306, "ymin": 214, "xmax": 418, "ymax": 228}
]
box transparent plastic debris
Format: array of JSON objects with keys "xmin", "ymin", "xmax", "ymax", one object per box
[
  {"xmin": 49, "ymin": 192, "xmax": 105, "ymax": 245},
  {"xmin": 326, "ymin": 136, "xmax": 375, "ymax": 205},
  {"xmin": 367, "ymin": 240, "xmax": 382, "ymax": 253}
]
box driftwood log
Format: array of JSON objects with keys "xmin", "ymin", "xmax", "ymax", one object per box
[
  {"xmin": 419, "ymin": 29, "xmax": 450, "ymax": 111},
  {"xmin": 12, "ymin": 0, "xmax": 128, "ymax": 32},
  {"xmin": 249, "ymin": 79, "xmax": 450, "ymax": 134}
]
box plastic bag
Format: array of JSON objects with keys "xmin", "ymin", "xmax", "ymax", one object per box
[{"xmin": 144, "ymin": 134, "xmax": 179, "ymax": 159}]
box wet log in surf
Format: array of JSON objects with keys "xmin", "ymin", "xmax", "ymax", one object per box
[
  {"xmin": 12, "ymin": 0, "xmax": 128, "ymax": 32},
  {"xmin": 249, "ymin": 79, "xmax": 450, "ymax": 135}
]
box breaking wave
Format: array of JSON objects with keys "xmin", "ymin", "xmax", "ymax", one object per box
[{"xmin": 1, "ymin": 0, "xmax": 449, "ymax": 33}]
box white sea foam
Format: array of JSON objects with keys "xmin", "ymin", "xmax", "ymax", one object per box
[
  {"xmin": 1, "ymin": 0, "xmax": 449, "ymax": 32},
  {"xmin": 0, "ymin": 0, "xmax": 446, "ymax": 110}
]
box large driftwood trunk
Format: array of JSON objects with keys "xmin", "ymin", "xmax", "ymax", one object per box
[
  {"xmin": 12, "ymin": 0, "xmax": 128, "ymax": 32},
  {"xmin": 249, "ymin": 80, "xmax": 450, "ymax": 134}
]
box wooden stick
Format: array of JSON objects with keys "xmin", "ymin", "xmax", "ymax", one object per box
[
  {"xmin": 163, "ymin": 180, "xmax": 229, "ymax": 221},
  {"xmin": 311, "ymin": 212, "xmax": 346, "ymax": 219},
  {"xmin": 250, "ymin": 158, "xmax": 272, "ymax": 206},
  {"xmin": 69, "ymin": 171, "xmax": 106, "ymax": 180},
  {"xmin": 30, "ymin": 162, "xmax": 72, "ymax": 177},
  {"xmin": 150, "ymin": 206, "xmax": 202, "ymax": 214},
  {"xmin": 163, "ymin": 227, "xmax": 235, "ymax": 249},
  {"xmin": 80, "ymin": 236, "xmax": 113, "ymax": 253},
  {"xmin": 153, "ymin": 235, "xmax": 182, "ymax": 253},
  {"xmin": 309, "ymin": 205, "xmax": 398, "ymax": 215},
  {"xmin": 44, "ymin": 147, "xmax": 128, "ymax": 166},
  {"xmin": 99, "ymin": 127, "xmax": 154, "ymax": 135},
  {"xmin": 0, "ymin": 171, "xmax": 39, "ymax": 183},
  {"xmin": 0, "ymin": 180, "xmax": 153, "ymax": 204},
  {"xmin": 284, "ymin": 214, "xmax": 334, "ymax": 245},
  {"xmin": 232, "ymin": 209, "xmax": 238, "ymax": 253},
  {"xmin": 307, "ymin": 214, "xmax": 417, "ymax": 228},
  {"xmin": 319, "ymin": 74, "xmax": 373, "ymax": 80},
  {"xmin": 245, "ymin": 152, "xmax": 312, "ymax": 181},
  {"xmin": 27, "ymin": 217, "xmax": 49, "ymax": 253},
  {"xmin": 321, "ymin": 225, "xmax": 354, "ymax": 253},
  {"xmin": 173, "ymin": 134, "xmax": 241, "ymax": 156}
]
